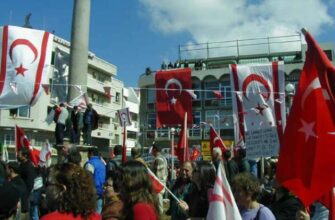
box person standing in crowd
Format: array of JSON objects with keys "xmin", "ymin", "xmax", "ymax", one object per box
[
  {"xmin": 237, "ymin": 148, "xmax": 250, "ymax": 173},
  {"xmin": 212, "ymin": 147, "xmax": 223, "ymax": 171},
  {"xmin": 120, "ymin": 160, "xmax": 159, "ymax": 220},
  {"xmin": 269, "ymin": 184, "xmax": 302, "ymax": 220},
  {"xmin": 232, "ymin": 172, "xmax": 276, "ymax": 220},
  {"xmin": 131, "ymin": 146, "xmax": 147, "ymax": 167},
  {"xmin": 70, "ymin": 106, "xmax": 83, "ymax": 144},
  {"xmin": 66, "ymin": 145, "xmax": 82, "ymax": 165},
  {"xmin": 83, "ymin": 104, "xmax": 99, "ymax": 145},
  {"xmin": 223, "ymin": 150, "xmax": 239, "ymax": 185},
  {"xmin": 7, "ymin": 161, "xmax": 28, "ymax": 220},
  {"xmin": 0, "ymin": 181, "xmax": 21, "ymax": 220},
  {"xmin": 179, "ymin": 161, "xmax": 216, "ymax": 219},
  {"xmin": 106, "ymin": 145, "xmax": 123, "ymax": 180},
  {"xmin": 84, "ymin": 147, "xmax": 106, "ymax": 214},
  {"xmin": 151, "ymin": 144, "xmax": 168, "ymax": 215},
  {"xmin": 17, "ymin": 147, "xmax": 37, "ymax": 220},
  {"xmin": 41, "ymin": 163, "xmax": 100, "ymax": 220},
  {"xmin": 101, "ymin": 173, "xmax": 124, "ymax": 220},
  {"xmin": 55, "ymin": 103, "xmax": 69, "ymax": 146},
  {"xmin": 0, "ymin": 151, "xmax": 7, "ymax": 185},
  {"xmin": 168, "ymin": 161, "xmax": 195, "ymax": 220}
]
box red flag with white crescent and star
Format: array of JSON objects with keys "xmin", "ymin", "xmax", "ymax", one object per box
[
  {"xmin": 209, "ymin": 125, "xmax": 227, "ymax": 156},
  {"xmin": 155, "ymin": 68, "xmax": 193, "ymax": 128},
  {"xmin": 0, "ymin": 26, "xmax": 53, "ymax": 108},
  {"xmin": 15, "ymin": 125, "xmax": 40, "ymax": 166},
  {"xmin": 276, "ymin": 31, "xmax": 335, "ymax": 208}
]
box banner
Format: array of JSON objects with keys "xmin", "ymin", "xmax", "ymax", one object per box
[
  {"xmin": 117, "ymin": 107, "xmax": 132, "ymax": 126},
  {"xmin": 230, "ymin": 62, "xmax": 286, "ymax": 158},
  {"xmin": 51, "ymin": 48, "xmax": 69, "ymax": 103},
  {"xmin": 0, "ymin": 25, "xmax": 53, "ymax": 108}
]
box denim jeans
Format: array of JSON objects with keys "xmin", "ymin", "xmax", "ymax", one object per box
[{"xmin": 30, "ymin": 188, "xmax": 42, "ymax": 220}]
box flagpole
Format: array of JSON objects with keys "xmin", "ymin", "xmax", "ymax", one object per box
[
  {"xmin": 170, "ymin": 127, "xmax": 175, "ymax": 181},
  {"xmin": 183, "ymin": 112, "xmax": 187, "ymax": 161},
  {"xmin": 122, "ymin": 121, "xmax": 127, "ymax": 163}
]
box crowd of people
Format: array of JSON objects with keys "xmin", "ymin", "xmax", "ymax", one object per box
[
  {"xmin": 0, "ymin": 141, "xmax": 329, "ymax": 220},
  {"xmin": 53, "ymin": 103, "xmax": 100, "ymax": 147}
]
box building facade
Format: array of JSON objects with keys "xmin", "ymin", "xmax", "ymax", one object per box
[
  {"xmin": 0, "ymin": 35, "xmax": 139, "ymax": 159},
  {"xmin": 138, "ymin": 35, "xmax": 335, "ymax": 150}
]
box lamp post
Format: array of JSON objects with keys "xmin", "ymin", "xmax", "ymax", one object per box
[{"xmin": 215, "ymin": 113, "xmax": 220, "ymax": 137}]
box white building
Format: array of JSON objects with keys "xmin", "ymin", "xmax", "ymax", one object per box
[
  {"xmin": 123, "ymin": 87, "xmax": 140, "ymax": 152},
  {"xmin": 0, "ymin": 34, "xmax": 139, "ymax": 159}
]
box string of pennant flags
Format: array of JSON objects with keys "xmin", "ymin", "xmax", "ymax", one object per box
[{"xmin": 3, "ymin": 81, "xmax": 288, "ymax": 95}]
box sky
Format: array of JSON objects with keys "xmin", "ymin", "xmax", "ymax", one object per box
[{"xmin": 0, "ymin": 0, "xmax": 334, "ymax": 87}]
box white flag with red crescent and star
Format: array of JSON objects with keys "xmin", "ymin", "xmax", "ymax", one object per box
[
  {"xmin": 230, "ymin": 62, "xmax": 286, "ymax": 158},
  {"xmin": 207, "ymin": 162, "xmax": 242, "ymax": 220},
  {"xmin": 0, "ymin": 25, "xmax": 53, "ymax": 108}
]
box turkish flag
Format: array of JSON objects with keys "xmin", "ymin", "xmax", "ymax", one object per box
[
  {"xmin": 155, "ymin": 68, "xmax": 193, "ymax": 127},
  {"xmin": 210, "ymin": 126, "xmax": 227, "ymax": 156},
  {"xmin": 0, "ymin": 26, "xmax": 53, "ymax": 108},
  {"xmin": 176, "ymin": 116, "xmax": 189, "ymax": 164},
  {"xmin": 15, "ymin": 125, "xmax": 40, "ymax": 166},
  {"xmin": 190, "ymin": 147, "xmax": 202, "ymax": 161},
  {"xmin": 147, "ymin": 167, "xmax": 164, "ymax": 193},
  {"xmin": 276, "ymin": 31, "xmax": 335, "ymax": 207},
  {"xmin": 213, "ymin": 90, "xmax": 223, "ymax": 99}
]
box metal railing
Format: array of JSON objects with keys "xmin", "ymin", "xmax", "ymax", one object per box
[{"xmin": 178, "ymin": 34, "xmax": 302, "ymax": 61}]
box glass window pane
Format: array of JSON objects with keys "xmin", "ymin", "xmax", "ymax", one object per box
[
  {"xmin": 147, "ymin": 88, "xmax": 156, "ymax": 103},
  {"xmin": 18, "ymin": 106, "xmax": 29, "ymax": 118}
]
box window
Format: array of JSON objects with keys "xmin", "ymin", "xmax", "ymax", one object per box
[
  {"xmin": 192, "ymin": 111, "xmax": 201, "ymax": 125},
  {"xmin": 220, "ymin": 81, "xmax": 232, "ymax": 106},
  {"xmin": 113, "ymin": 134, "xmax": 120, "ymax": 145},
  {"xmin": 192, "ymin": 79, "xmax": 202, "ymax": 108},
  {"xmin": 9, "ymin": 106, "xmax": 30, "ymax": 118},
  {"xmin": 4, "ymin": 134, "xmax": 15, "ymax": 145},
  {"xmin": 147, "ymin": 88, "xmax": 155, "ymax": 103},
  {"xmin": 147, "ymin": 87, "xmax": 156, "ymax": 110},
  {"xmin": 131, "ymin": 113, "xmax": 138, "ymax": 121},
  {"xmin": 205, "ymin": 110, "xmax": 220, "ymax": 130},
  {"xmin": 147, "ymin": 113, "xmax": 156, "ymax": 129},
  {"xmin": 115, "ymin": 92, "xmax": 120, "ymax": 103},
  {"xmin": 204, "ymin": 80, "xmax": 220, "ymax": 107},
  {"xmin": 190, "ymin": 111, "xmax": 201, "ymax": 137},
  {"xmin": 204, "ymin": 81, "xmax": 219, "ymax": 99},
  {"xmin": 128, "ymin": 131, "xmax": 137, "ymax": 139}
]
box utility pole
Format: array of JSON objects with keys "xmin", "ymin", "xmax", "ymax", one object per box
[{"xmin": 68, "ymin": 0, "xmax": 91, "ymax": 101}]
